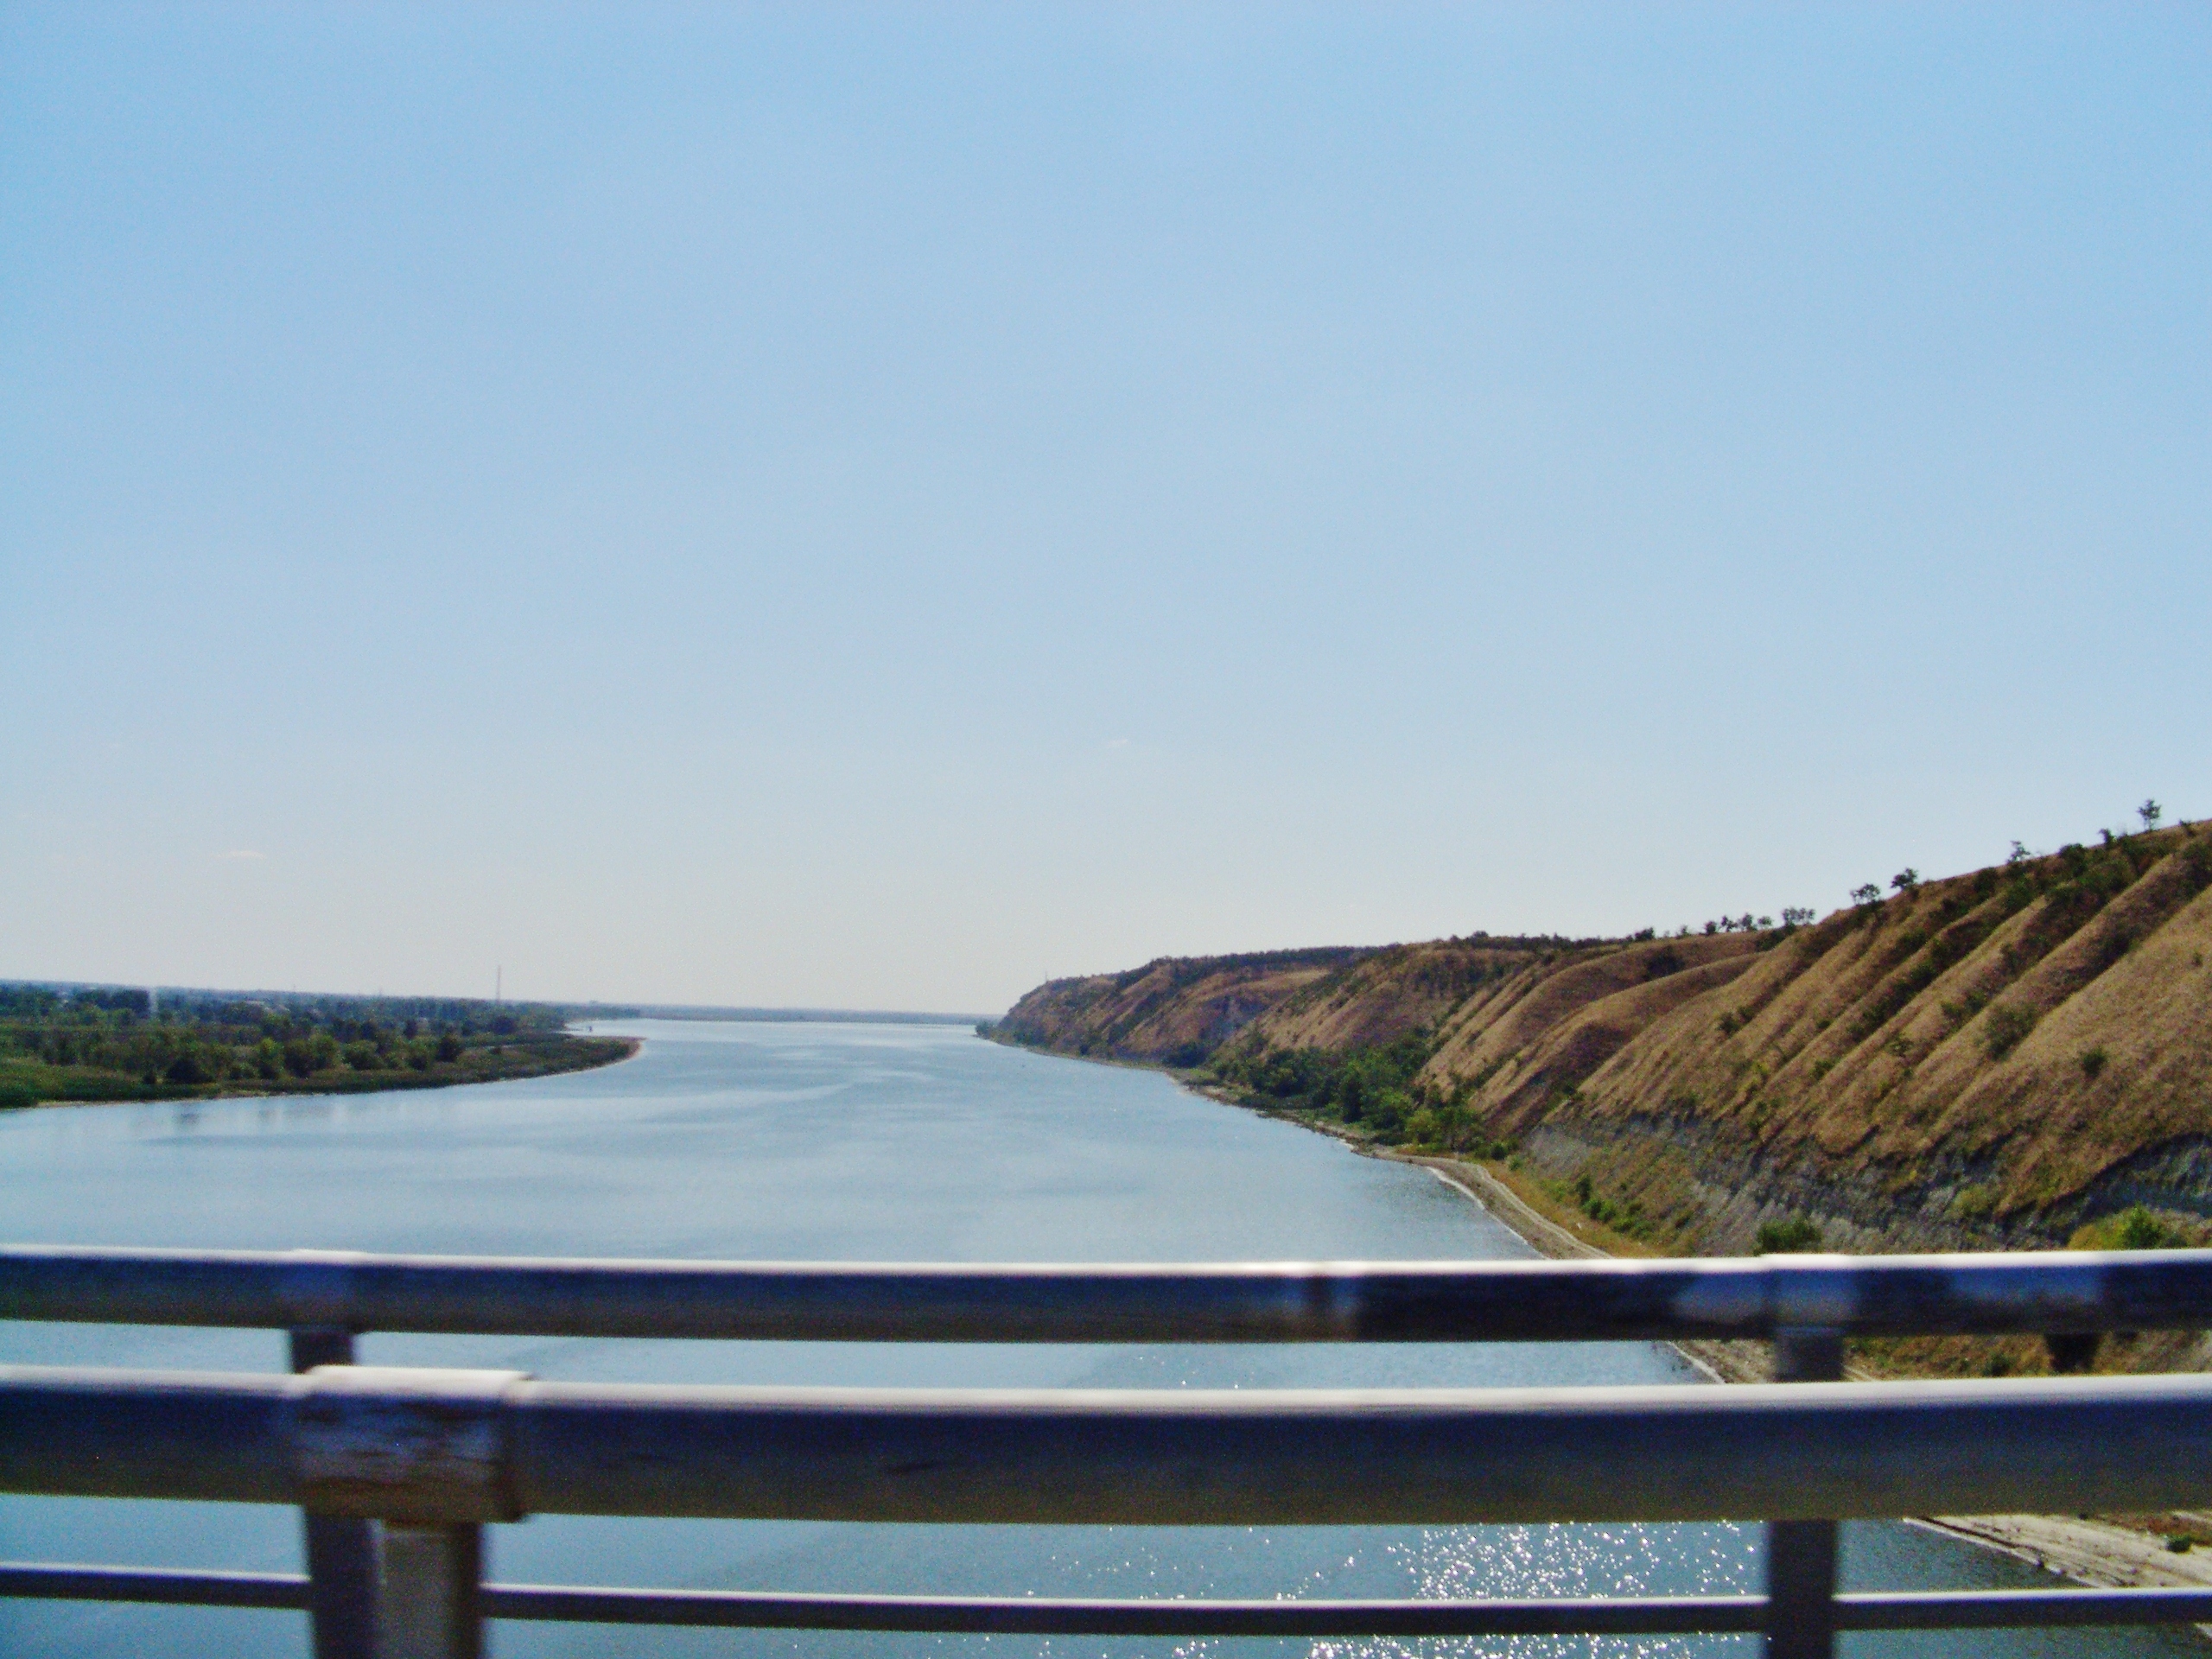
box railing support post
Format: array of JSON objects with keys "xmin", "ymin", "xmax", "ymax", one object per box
[
  {"xmin": 289, "ymin": 1327, "xmax": 379, "ymax": 1659},
  {"xmin": 377, "ymin": 1522, "xmax": 484, "ymax": 1659},
  {"xmin": 1766, "ymin": 1325, "xmax": 1843, "ymax": 1659}
]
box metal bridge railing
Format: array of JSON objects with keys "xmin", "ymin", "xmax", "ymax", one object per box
[{"xmin": 6, "ymin": 1244, "xmax": 2212, "ymax": 1658}]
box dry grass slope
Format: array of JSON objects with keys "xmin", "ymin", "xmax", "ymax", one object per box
[{"xmin": 995, "ymin": 825, "xmax": 2212, "ymax": 1261}]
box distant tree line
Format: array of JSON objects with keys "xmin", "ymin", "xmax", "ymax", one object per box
[{"xmin": 0, "ymin": 985, "xmax": 632, "ymax": 1109}]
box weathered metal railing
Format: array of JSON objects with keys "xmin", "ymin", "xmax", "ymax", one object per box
[{"xmin": 7, "ymin": 1244, "xmax": 2212, "ymax": 1659}]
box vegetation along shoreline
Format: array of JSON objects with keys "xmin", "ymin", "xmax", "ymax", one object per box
[{"xmin": 0, "ymin": 984, "xmax": 640, "ymax": 1110}]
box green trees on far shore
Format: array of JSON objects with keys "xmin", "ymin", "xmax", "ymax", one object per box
[
  {"xmin": 0, "ymin": 984, "xmax": 630, "ymax": 1109},
  {"xmin": 1204, "ymin": 1030, "xmax": 1514, "ymax": 1160}
]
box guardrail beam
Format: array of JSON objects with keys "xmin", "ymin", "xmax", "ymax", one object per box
[
  {"xmin": 10, "ymin": 1244, "xmax": 2212, "ymax": 1344},
  {"xmin": 10, "ymin": 1364, "xmax": 2212, "ymax": 1525},
  {"xmin": 10, "ymin": 1243, "xmax": 2212, "ymax": 1651},
  {"xmin": 16, "ymin": 1563, "xmax": 2212, "ymax": 1636}
]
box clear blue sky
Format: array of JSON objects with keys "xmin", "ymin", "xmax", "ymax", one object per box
[{"xmin": 5, "ymin": 5, "xmax": 2206, "ymax": 1014}]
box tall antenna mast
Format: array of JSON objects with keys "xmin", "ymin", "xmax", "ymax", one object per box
[{"xmin": 496, "ymin": 965, "xmax": 502, "ymax": 1005}]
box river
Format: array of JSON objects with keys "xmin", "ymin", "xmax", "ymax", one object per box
[{"xmin": 0, "ymin": 1019, "xmax": 2195, "ymax": 1656}]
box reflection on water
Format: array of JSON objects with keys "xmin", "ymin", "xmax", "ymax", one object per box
[{"xmin": 0, "ymin": 1020, "xmax": 2196, "ymax": 1656}]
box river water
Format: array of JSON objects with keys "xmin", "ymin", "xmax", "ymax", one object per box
[{"xmin": 0, "ymin": 1019, "xmax": 2195, "ymax": 1656}]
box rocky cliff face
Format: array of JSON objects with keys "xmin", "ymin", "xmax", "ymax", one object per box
[
  {"xmin": 994, "ymin": 946, "xmax": 1378, "ymax": 1067},
  {"xmin": 995, "ymin": 826, "xmax": 2212, "ymax": 1254}
]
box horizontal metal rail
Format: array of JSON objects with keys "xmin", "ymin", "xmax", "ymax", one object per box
[
  {"xmin": 10, "ymin": 1362, "xmax": 2212, "ymax": 1524},
  {"xmin": 11, "ymin": 1563, "xmax": 2212, "ymax": 1635},
  {"xmin": 14, "ymin": 1246, "xmax": 2212, "ymax": 1656},
  {"xmin": 2, "ymin": 1563, "xmax": 307, "ymax": 1611},
  {"xmin": 9, "ymin": 1243, "xmax": 2212, "ymax": 1342}
]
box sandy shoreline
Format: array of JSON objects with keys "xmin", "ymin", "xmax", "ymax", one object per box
[{"xmin": 1186, "ymin": 1079, "xmax": 2212, "ymax": 1619}]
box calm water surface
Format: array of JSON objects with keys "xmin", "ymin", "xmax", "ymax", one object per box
[{"xmin": 0, "ymin": 1020, "xmax": 2194, "ymax": 1656}]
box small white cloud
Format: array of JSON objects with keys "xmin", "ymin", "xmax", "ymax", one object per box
[
  {"xmin": 216, "ymin": 849, "xmax": 267, "ymax": 861},
  {"xmin": 1106, "ymin": 737, "xmax": 1131, "ymax": 748}
]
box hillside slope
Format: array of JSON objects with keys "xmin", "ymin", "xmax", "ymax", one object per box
[
  {"xmin": 995, "ymin": 825, "xmax": 2212, "ymax": 1255},
  {"xmin": 995, "ymin": 946, "xmax": 1378, "ymax": 1067}
]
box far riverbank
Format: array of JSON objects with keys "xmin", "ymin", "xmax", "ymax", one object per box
[{"xmin": 1, "ymin": 1029, "xmax": 638, "ymax": 1111}]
